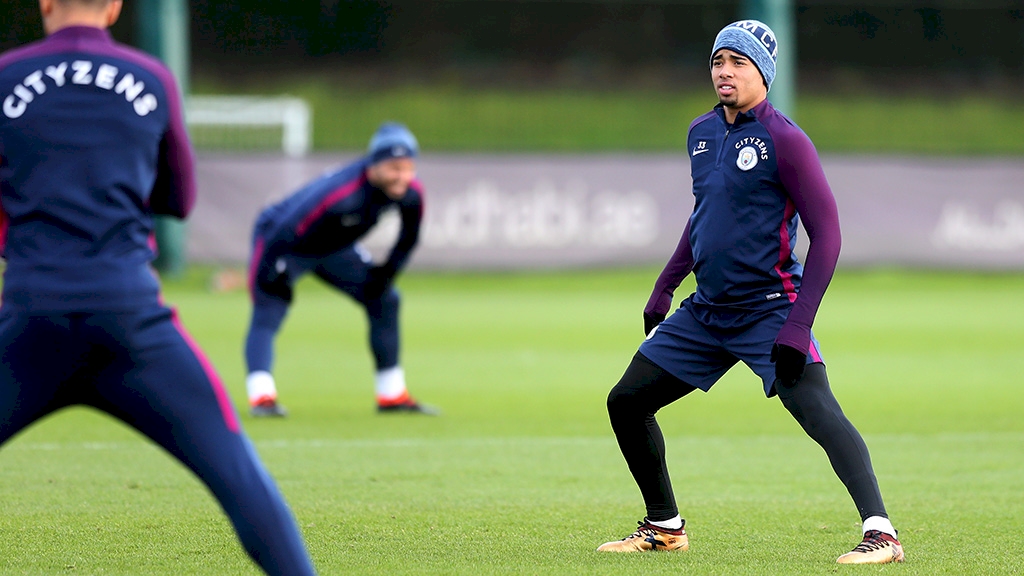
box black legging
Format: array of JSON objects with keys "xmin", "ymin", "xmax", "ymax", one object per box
[
  {"xmin": 607, "ymin": 351, "xmax": 887, "ymax": 522},
  {"xmin": 606, "ymin": 352, "xmax": 697, "ymax": 521},
  {"xmin": 776, "ymin": 362, "xmax": 888, "ymax": 521}
]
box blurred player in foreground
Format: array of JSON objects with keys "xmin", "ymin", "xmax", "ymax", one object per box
[
  {"xmin": 598, "ymin": 20, "xmax": 903, "ymax": 564},
  {"xmin": 244, "ymin": 122, "xmax": 437, "ymax": 417},
  {"xmin": 0, "ymin": 1, "xmax": 316, "ymax": 573}
]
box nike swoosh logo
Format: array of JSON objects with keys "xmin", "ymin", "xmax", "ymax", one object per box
[{"xmin": 692, "ymin": 148, "xmax": 710, "ymax": 156}]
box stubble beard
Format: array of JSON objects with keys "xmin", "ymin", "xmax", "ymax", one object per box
[{"xmin": 718, "ymin": 93, "xmax": 738, "ymax": 110}]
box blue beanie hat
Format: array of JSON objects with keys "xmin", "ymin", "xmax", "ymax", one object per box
[
  {"xmin": 367, "ymin": 122, "xmax": 419, "ymax": 165},
  {"xmin": 710, "ymin": 20, "xmax": 779, "ymax": 92}
]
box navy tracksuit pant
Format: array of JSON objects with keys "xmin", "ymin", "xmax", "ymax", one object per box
[
  {"xmin": 245, "ymin": 213, "xmax": 400, "ymax": 376},
  {"xmin": 0, "ymin": 305, "xmax": 316, "ymax": 575}
]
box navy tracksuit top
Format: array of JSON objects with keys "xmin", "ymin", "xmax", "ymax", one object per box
[
  {"xmin": 646, "ymin": 100, "xmax": 842, "ymax": 354},
  {"xmin": 257, "ymin": 156, "xmax": 424, "ymax": 276},
  {"xmin": 0, "ymin": 26, "xmax": 195, "ymax": 312}
]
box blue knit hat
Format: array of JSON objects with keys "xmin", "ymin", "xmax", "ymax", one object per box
[
  {"xmin": 710, "ymin": 20, "xmax": 779, "ymax": 92},
  {"xmin": 367, "ymin": 122, "xmax": 419, "ymax": 165}
]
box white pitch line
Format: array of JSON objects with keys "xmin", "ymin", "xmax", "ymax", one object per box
[
  {"xmin": 3, "ymin": 436, "xmax": 616, "ymax": 452},
  {"xmin": 6, "ymin": 432, "xmax": 1021, "ymax": 452}
]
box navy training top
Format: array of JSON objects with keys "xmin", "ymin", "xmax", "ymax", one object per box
[
  {"xmin": 257, "ymin": 156, "xmax": 424, "ymax": 277},
  {"xmin": 0, "ymin": 26, "xmax": 195, "ymax": 312},
  {"xmin": 645, "ymin": 99, "xmax": 842, "ymax": 355}
]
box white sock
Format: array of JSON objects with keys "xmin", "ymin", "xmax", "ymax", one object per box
[
  {"xmin": 246, "ymin": 371, "xmax": 277, "ymax": 403},
  {"xmin": 648, "ymin": 515, "xmax": 683, "ymax": 531},
  {"xmin": 375, "ymin": 366, "xmax": 407, "ymax": 400},
  {"xmin": 862, "ymin": 516, "xmax": 897, "ymax": 538}
]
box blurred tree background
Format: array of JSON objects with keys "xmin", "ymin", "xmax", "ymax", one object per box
[{"xmin": 4, "ymin": 1, "xmax": 1024, "ymax": 152}]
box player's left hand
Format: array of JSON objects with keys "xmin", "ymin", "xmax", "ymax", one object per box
[
  {"xmin": 643, "ymin": 311, "xmax": 665, "ymax": 337},
  {"xmin": 364, "ymin": 266, "xmax": 393, "ymax": 300},
  {"xmin": 771, "ymin": 343, "xmax": 807, "ymax": 388}
]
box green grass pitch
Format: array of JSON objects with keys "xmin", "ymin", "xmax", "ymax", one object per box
[{"xmin": 0, "ymin": 267, "xmax": 1021, "ymax": 574}]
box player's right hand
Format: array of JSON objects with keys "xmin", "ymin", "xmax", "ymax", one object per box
[
  {"xmin": 771, "ymin": 343, "xmax": 807, "ymax": 388},
  {"xmin": 643, "ymin": 311, "xmax": 665, "ymax": 337}
]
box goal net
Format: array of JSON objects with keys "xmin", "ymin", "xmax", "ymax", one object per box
[{"xmin": 185, "ymin": 95, "xmax": 312, "ymax": 157}]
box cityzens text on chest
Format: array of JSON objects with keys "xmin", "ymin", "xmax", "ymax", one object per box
[
  {"xmin": 2, "ymin": 60, "xmax": 159, "ymax": 119},
  {"xmin": 734, "ymin": 136, "xmax": 769, "ymax": 161}
]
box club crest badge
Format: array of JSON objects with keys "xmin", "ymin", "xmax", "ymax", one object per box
[{"xmin": 736, "ymin": 146, "xmax": 758, "ymax": 171}]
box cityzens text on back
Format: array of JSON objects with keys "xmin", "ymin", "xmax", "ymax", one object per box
[{"xmin": 2, "ymin": 59, "xmax": 158, "ymax": 119}]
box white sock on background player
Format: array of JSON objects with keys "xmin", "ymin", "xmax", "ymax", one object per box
[
  {"xmin": 247, "ymin": 370, "xmax": 278, "ymax": 404},
  {"xmin": 375, "ymin": 366, "xmax": 407, "ymax": 402}
]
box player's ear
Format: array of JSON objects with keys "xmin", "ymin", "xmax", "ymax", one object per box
[
  {"xmin": 105, "ymin": 0, "xmax": 123, "ymax": 27},
  {"xmin": 38, "ymin": 0, "xmax": 55, "ymax": 19}
]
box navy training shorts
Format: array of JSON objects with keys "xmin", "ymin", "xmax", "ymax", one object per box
[{"xmin": 638, "ymin": 299, "xmax": 823, "ymax": 397}]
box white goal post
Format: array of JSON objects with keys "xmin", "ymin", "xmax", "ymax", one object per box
[{"xmin": 184, "ymin": 95, "xmax": 312, "ymax": 157}]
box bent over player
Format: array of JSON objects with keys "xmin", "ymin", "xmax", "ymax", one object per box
[
  {"xmin": 598, "ymin": 21, "xmax": 903, "ymax": 565},
  {"xmin": 244, "ymin": 122, "xmax": 437, "ymax": 416},
  {"xmin": 0, "ymin": 1, "xmax": 316, "ymax": 573}
]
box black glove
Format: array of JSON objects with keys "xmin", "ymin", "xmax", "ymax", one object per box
[
  {"xmin": 771, "ymin": 343, "xmax": 807, "ymax": 388},
  {"xmin": 643, "ymin": 311, "xmax": 666, "ymax": 337},
  {"xmin": 256, "ymin": 256, "xmax": 293, "ymax": 301},
  {"xmin": 364, "ymin": 266, "xmax": 393, "ymax": 300}
]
